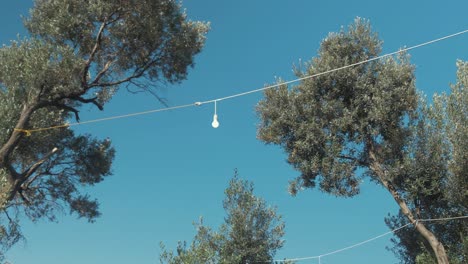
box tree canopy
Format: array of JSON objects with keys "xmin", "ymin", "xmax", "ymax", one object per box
[
  {"xmin": 0, "ymin": 0, "xmax": 208, "ymax": 256},
  {"xmin": 258, "ymin": 18, "xmax": 417, "ymax": 197},
  {"xmin": 385, "ymin": 60, "xmax": 468, "ymax": 264},
  {"xmin": 160, "ymin": 173, "xmax": 285, "ymax": 264},
  {"xmin": 256, "ymin": 18, "xmax": 464, "ymax": 264}
]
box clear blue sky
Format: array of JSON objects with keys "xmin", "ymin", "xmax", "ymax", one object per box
[{"xmin": 2, "ymin": 1, "xmax": 467, "ymax": 263}]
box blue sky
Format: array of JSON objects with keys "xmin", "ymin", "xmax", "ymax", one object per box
[{"xmin": 2, "ymin": 1, "xmax": 467, "ymax": 263}]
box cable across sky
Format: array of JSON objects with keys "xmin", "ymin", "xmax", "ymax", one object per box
[
  {"xmin": 268, "ymin": 215, "xmax": 468, "ymax": 263},
  {"xmin": 14, "ymin": 28, "xmax": 468, "ymax": 135}
]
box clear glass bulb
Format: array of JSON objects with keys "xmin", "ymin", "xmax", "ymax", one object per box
[{"xmin": 212, "ymin": 114, "xmax": 219, "ymax": 128}]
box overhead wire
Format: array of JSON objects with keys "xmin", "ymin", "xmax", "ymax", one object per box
[
  {"xmin": 13, "ymin": 103, "xmax": 196, "ymax": 135},
  {"xmin": 13, "ymin": 28, "xmax": 468, "ymax": 135},
  {"xmin": 193, "ymin": 28, "xmax": 468, "ymax": 105},
  {"xmin": 8, "ymin": 28, "xmax": 468, "ymax": 263},
  {"xmin": 269, "ymin": 215, "xmax": 468, "ymax": 263}
]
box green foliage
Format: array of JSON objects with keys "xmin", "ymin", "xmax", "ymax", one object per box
[
  {"xmin": 386, "ymin": 61, "xmax": 468, "ymax": 264},
  {"xmin": 0, "ymin": 0, "xmax": 208, "ymax": 255},
  {"xmin": 256, "ymin": 17, "xmax": 465, "ymax": 263},
  {"xmin": 25, "ymin": 0, "xmax": 209, "ymax": 86},
  {"xmin": 257, "ymin": 18, "xmax": 417, "ymax": 197},
  {"xmin": 0, "ymin": 39, "xmax": 82, "ymax": 105},
  {"xmin": 159, "ymin": 223, "xmax": 219, "ymax": 264},
  {"xmin": 160, "ymin": 173, "xmax": 285, "ymax": 264},
  {"xmin": 444, "ymin": 61, "xmax": 468, "ymax": 206}
]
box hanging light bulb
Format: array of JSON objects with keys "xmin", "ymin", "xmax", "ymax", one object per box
[
  {"xmin": 211, "ymin": 100, "xmax": 219, "ymax": 128},
  {"xmin": 212, "ymin": 114, "xmax": 219, "ymax": 128}
]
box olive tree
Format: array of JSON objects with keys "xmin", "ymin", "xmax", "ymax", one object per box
[
  {"xmin": 385, "ymin": 61, "xmax": 468, "ymax": 264},
  {"xmin": 160, "ymin": 173, "xmax": 285, "ymax": 264},
  {"xmin": 0, "ymin": 0, "xmax": 208, "ymax": 256},
  {"xmin": 256, "ymin": 18, "xmax": 458, "ymax": 263}
]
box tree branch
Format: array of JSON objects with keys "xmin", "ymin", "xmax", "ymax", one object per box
[
  {"xmin": 3, "ymin": 209, "xmax": 14, "ymax": 224},
  {"xmin": 82, "ymin": 10, "xmax": 123, "ymax": 88},
  {"xmin": 88, "ymin": 71, "xmax": 145, "ymax": 88},
  {"xmin": 127, "ymin": 80, "xmax": 169, "ymax": 107},
  {"xmin": 47, "ymin": 102, "xmax": 81, "ymax": 121},
  {"xmin": 88, "ymin": 56, "xmax": 157, "ymax": 89},
  {"xmin": 368, "ymin": 147, "xmax": 450, "ymax": 263},
  {"xmin": 72, "ymin": 96, "xmax": 103, "ymax": 110},
  {"xmin": 20, "ymin": 147, "xmax": 59, "ymax": 187},
  {"xmin": 82, "ymin": 20, "xmax": 108, "ymax": 86},
  {"xmin": 90, "ymin": 60, "xmax": 114, "ymax": 86},
  {"xmin": 18, "ymin": 189, "xmax": 31, "ymax": 206},
  {"xmin": 0, "ymin": 105, "xmax": 36, "ymax": 182},
  {"xmin": 21, "ymin": 171, "xmax": 55, "ymax": 191}
]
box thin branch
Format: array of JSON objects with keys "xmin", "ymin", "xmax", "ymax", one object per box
[
  {"xmin": 47, "ymin": 102, "xmax": 81, "ymax": 121},
  {"xmin": 4, "ymin": 209, "xmax": 14, "ymax": 224},
  {"xmin": 18, "ymin": 189, "xmax": 31, "ymax": 206},
  {"xmin": 128, "ymin": 80, "xmax": 169, "ymax": 107},
  {"xmin": 82, "ymin": 20, "xmax": 108, "ymax": 85},
  {"xmin": 337, "ymin": 155, "xmax": 357, "ymax": 161},
  {"xmin": 20, "ymin": 147, "xmax": 59, "ymax": 186},
  {"xmin": 22, "ymin": 171, "xmax": 50, "ymax": 190},
  {"xmin": 38, "ymin": 84, "xmax": 46, "ymax": 99},
  {"xmin": 88, "ymin": 70, "xmax": 146, "ymax": 88},
  {"xmin": 72, "ymin": 96, "xmax": 103, "ymax": 110},
  {"xmin": 86, "ymin": 24, "xmax": 168, "ymax": 93},
  {"xmin": 82, "ymin": 9, "xmax": 123, "ymax": 87},
  {"xmin": 337, "ymin": 155, "xmax": 367, "ymax": 167},
  {"xmin": 126, "ymin": 85, "xmax": 146, "ymax": 94},
  {"xmin": 88, "ymin": 55, "xmax": 157, "ymax": 89},
  {"xmin": 90, "ymin": 60, "xmax": 114, "ymax": 85}
]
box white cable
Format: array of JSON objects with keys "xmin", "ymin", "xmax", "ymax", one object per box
[
  {"xmin": 272, "ymin": 215, "xmax": 468, "ymax": 263},
  {"xmin": 197, "ymin": 29, "xmax": 468, "ymax": 105},
  {"xmin": 67, "ymin": 103, "xmax": 196, "ymax": 127},
  {"xmin": 21, "ymin": 29, "xmax": 468, "ymax": 133}
]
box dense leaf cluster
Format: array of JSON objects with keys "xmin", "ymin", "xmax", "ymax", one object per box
[
  {"xmin": 386, "ymin": 61, "xmax": 468, "ymax": 264},
  {"xmin": 256, "ymin": 18, "xmax": 465, "ymax": 263},
  {"xmin": 160, "ymin": 174, "xmax": 285, "ymax": 264},
  {"xmin": 0, "ymin": 0, "xmax": 208, "ymax": 256},
  {"xmin": 257, "ymin": 18, "xmax": 417, "ymax": 197}
]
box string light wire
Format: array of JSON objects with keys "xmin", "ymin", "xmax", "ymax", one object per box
[
  {"xmin": 14, "ymin": 103, "xmax": 196, "ymax": 134},
  {"xmin": 270, "ymin": 215, "xmax": 468, "ymax": 263},
  {"xmin": 196, "ymin": 28, "xmax": 468, "ymax": 105},
  {"xmin": 13, "ymin": 28, "xmax": 468, "ymax": 135},
  {"xmin": 7, "ymin": 28, "xmax": 468, "ymax": 263}
]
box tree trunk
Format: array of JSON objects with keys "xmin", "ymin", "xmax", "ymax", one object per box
[
  {"xmin": 0, "ymin": 105, "xmax": 36, "ymax": 211},
  {"xmin": 0, "ymin": 181, "xmax": 18, "ymax": 210},
  {"xmin": 368, "ymin": 151, "xmax": 450, "ymax": 264},
  {"xmin": 0, "ymin": 105, "xmax": 35, "ymax": 168},
  {"xmin": 383, "ymin": 181, "xmax": 449, "ymax": 264}
]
